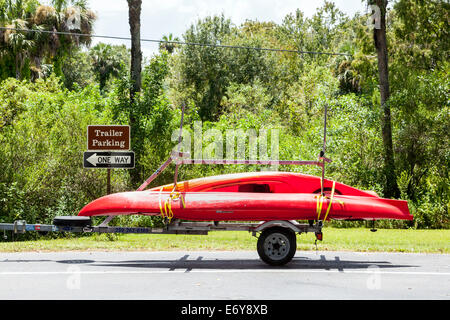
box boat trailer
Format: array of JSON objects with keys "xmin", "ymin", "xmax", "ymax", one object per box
[{"xmin": 0, "ymin": 103, "xmax": 331, "ymax": 266}]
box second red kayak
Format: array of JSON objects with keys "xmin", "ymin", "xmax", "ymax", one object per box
[{"xmin": 78, "ymin": 190, "xmax": 412, "ymax": 221}]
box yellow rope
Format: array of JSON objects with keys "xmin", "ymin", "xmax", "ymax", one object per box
[
  {"xmin": 316, "ymin": 194, "xmax": 324, "ymax": 220},
  {"xmin": 323, "ymin": 180, "xmax": 336, "ymax": 222},
  {"xmin": 158, "ymin": 186, "xmax": 164, "ymax": 218},
  {"xmin": 159, "ymin": 188, "xmax": 185, "ymax": 223},
  {"xmin": 164, "ymin": 195, "xmax": 174, "ymax": 222},
  {"xmin": 316, "ymin": 180, "xmax": 338, "ymax": 221}
]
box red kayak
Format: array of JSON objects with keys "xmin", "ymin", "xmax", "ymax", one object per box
[{"xmin": 78, "ymin": 172, "xmax": 412, "ymax": 221}]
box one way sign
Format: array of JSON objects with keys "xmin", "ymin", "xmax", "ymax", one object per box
[{"xmin": 83, "ymin": 151, "xmax": 135, "ymax": 169}]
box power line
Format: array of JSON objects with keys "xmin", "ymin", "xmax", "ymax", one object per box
[{"xmin": 0, "ymin": 26, "xmax": 352, "ymax": 57}]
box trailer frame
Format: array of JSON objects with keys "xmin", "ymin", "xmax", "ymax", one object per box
[
  {"xmin": 0, "ymin": 219, "xmax": 323, "ymax": 265},
  {"xmin": 0, "ymin": 219, "xmax": 322, "ymax": 237}
]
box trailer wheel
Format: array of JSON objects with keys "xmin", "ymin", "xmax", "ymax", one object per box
[{"xmin": 257, "ymin": 227, "xmax": 297, "ymax": 266}]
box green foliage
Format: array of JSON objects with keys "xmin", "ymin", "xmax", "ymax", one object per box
[
  {"xmin": 61, "ymin": 49, "xmax": 93, "ymax": 90},
  {"xmin": 392, "ymin": 0, "xmax": 449, "ymax": 71},
  {"xmin": 0, "ymin": 1, "xmax": 448, "ymax": 232},
  {"xmin": 177, "ymin": 14, "xmax": 234, "ymax": 121},
  {"xmin": 0, "ymin": 75, "xmax": 116, "ymax": 229}
]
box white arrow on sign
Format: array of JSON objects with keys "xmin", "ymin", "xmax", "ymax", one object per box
[{"xmin": 86, "ymin": 153, "xmax": 131, "ymax": 167}]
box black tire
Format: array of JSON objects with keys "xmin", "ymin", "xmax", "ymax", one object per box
[{"xmin": 257, "ymin": 227, "xmax": 297, "ymax": 266}]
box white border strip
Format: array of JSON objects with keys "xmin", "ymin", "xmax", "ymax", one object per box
[{"xmin": 1, "ymin": 270, "xmax": 449, "ymax": 276}]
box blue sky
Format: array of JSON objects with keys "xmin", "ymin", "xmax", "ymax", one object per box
[{"xmin": 80, "ymin": 0, "xmax": 369, "ymax": 57}]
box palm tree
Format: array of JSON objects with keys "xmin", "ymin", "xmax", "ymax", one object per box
[
  {"xmin": 127, "ymin": 0, "xmax": 142, "ymax": 101},
  {"xmin": 3, "ymin": 18, "xmax": 35, "ymax": 79},
  {"xmin": 90, "ymin": 43, "xmax": 129, "ymax": 92},
  {"xmin": 0, "ymin": 0, "xmax": 39, "ymax": 79},
  {"xmin": 159, "ymin": 33, "xmax": 180, "ymax": 54},
  {"xmin": 0, "ymin": 0, "xmax": 96, "ymax": 80},
  {"xmin": 126, "ymin": 0, "xmax": 142, "ymax": 186},
  {"xmin": 44, "ymin": 0, "xmax": 96, "ymax": 77}
]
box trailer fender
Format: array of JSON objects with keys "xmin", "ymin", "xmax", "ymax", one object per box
[{"xmin": 254, "ymin": 220, "xmax": 301, "ymax": 234}]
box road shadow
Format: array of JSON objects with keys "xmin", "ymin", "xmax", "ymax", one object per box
[{"xmin": 52, "ymin": 254, "xmax": 417, "ymax": 272}]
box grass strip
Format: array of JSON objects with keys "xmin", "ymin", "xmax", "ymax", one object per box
[{"xmin": 0, "ymin": 227, "xmax": 448, "ymax": 253}]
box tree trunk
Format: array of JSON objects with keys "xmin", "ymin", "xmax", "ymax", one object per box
[
  {"xmin": 15, "ymin": 54, "xmax": 21, "ymax": 80},
  {"xmin": 15, "ymin": 52, "xmax": 23, "ymax": 80},
  {"xmin": 127, "ymin": 0, "xmax": 142, "ymax": 186},
  {"xmin": 127, "ymin": 0, "xmax": 142, "ymax": 101},
  {"xmin": 373, "ymin": 0, "xmax": 399, "ymax": 198}
]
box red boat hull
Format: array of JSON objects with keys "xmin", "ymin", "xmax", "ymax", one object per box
[{"xmin": 78, "ymin": 191, "xmax": 412, "ymax": 221}]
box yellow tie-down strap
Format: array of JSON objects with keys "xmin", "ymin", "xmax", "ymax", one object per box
[
  {"xmin": 315, "ymin": 180, "xmax": 344, "ymax": 221},
  {"xmin": 159, "ymin": 187, "xmax": 185, "ymax": 223}
]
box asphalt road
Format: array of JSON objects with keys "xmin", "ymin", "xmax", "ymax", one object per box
[{"xmin": 0, "ymin": 250, "xmax": 449, "ymax": 300}]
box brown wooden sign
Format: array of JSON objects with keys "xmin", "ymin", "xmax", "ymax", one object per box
[{"xmin": 87, "ymin": 125, "xmax": 130, "ymax": 150}]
